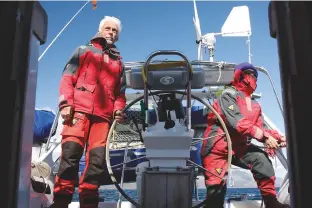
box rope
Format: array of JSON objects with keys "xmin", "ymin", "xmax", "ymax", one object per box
[
  {"xmin": 31, "ymin": 161, "xmax": 51, "ymax": 178},
  {"xmin": 216, "ymin": 61, "xmax": 225, "ymax": 83},
  {"xmin": 30, "ymin": 161, "xmax": 51, "ymax": 194},
  {"xmin": 38, "ymin": 0, "xmax": 91, "ymax": 61}
]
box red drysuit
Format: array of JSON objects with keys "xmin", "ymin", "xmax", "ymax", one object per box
[
  {"xmin": 52, "ymin": 33, "xmax": 126, "ymax": 207},
  {"xmin": 201, "ymin": 62, "xmax": 289, "ymax": 208}
]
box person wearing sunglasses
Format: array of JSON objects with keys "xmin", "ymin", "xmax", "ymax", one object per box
[{"xmin": 201, "ymin": 62, "xmax": 289, "ymax": 208}]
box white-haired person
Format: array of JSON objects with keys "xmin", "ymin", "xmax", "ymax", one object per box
[{"xmin": 49, "ymin": 16, "xmax": 127, "ymax": 208}]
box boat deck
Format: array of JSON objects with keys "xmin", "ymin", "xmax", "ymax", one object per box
[{"xmin": 66, "ymin": 200, "xmax": 263, "ymax": 208}]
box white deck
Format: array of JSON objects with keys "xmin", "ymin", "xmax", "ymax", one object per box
[{"xmin": 67, "ymin": 200, "xmax": 263, "ymax": 208}]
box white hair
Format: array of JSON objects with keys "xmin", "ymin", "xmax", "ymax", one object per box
[{"xmin": 98, "ymin": 16, "xmax": 122, "ymax": 34}]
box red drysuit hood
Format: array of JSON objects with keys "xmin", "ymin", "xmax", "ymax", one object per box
[{"xmin": 231, "ymin": 62, "xmax": 258, "ymax": 96}]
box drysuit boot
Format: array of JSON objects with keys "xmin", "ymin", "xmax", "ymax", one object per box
[
  {"xmin": 203, "ymin": 197, "xmax": 224, "ymax": 208},
  {"xmin": 48, "ymin": 200, "xmax": 69, "ymax": 208},
  {"xmin": 49, "ymin": 193, "xmax": 72, "ymax": 208},
  {"xmin": 203, "ymin": 184, "xmax": 226, "ymax": 208},
  {"xmin": 79, "ymin": 197, "xmax": 99, "ymax": 208},
  {"xmin": 263, "ymin": 195, "xmax": 291, "ymax": 208}
]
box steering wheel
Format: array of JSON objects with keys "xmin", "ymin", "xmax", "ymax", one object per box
[{"xmin": 105, "ymin": 90, "xmax": 232, "ymax": 208}]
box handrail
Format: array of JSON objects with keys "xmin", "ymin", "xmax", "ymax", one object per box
[
  {"xmin": 117, "ymin": 140, "xmax": 138, "ymax": 205},
  {"xmin": 45, "ymin": 108, "xmax": 60, "ymax": 151},
  {"xmin": 142, "ymin": 50, "xmax": 194, "ymax": 131}
]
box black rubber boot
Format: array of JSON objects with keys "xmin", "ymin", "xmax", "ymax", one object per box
[
  {"xmin": 49, "ymin": 194, "xmax": 72, "ymax": 208},
  {"xmin": 48, "ymin": 201, "xmax": 69, "ymax": 208},
  {"xmin": 203, "ymin": 184, "xmax": 226, "ymax": 208},
  {"xmin": 263, "ymin": 195, "xmax": 291, "ymax": 208},
  {"xmin": 79, "ymin": 196, "xmax": 99, "ymax": 208}
]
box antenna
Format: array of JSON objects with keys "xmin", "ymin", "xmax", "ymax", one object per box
[
  {"xmin": 192, "ymin": 0, "xmax": 203, "ymax": 60},
  {"xmin": 192, "ymin": 0, "xmax": 252, "ymax": 63}
]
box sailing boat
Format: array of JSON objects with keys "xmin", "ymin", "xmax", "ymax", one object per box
[{"xmin": 27, "ymin": 1, "xmax": 291, "ymax": 207}]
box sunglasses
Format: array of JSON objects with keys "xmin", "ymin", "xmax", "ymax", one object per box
[{"xmin": 243, "ymin": 69, "xmax": 257, "ymax": 79}]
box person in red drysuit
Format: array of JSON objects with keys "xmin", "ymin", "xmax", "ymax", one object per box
[
  {"xmin": 49, "ymin": 16, "xmax": 126, "ymax": 208},
  {"xmin": 201, "ymin": 62, "xmax": 289, "ymax": 208}
]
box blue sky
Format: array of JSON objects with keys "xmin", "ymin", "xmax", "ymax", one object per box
[{"xmin": 37, "ymin": 1, "xmax": 285, "ymax": 132}]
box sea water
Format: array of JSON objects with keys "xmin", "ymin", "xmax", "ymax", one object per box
[{"xmin": 72, "ymin": 188, "xmax": 280, "ymax": 201}]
